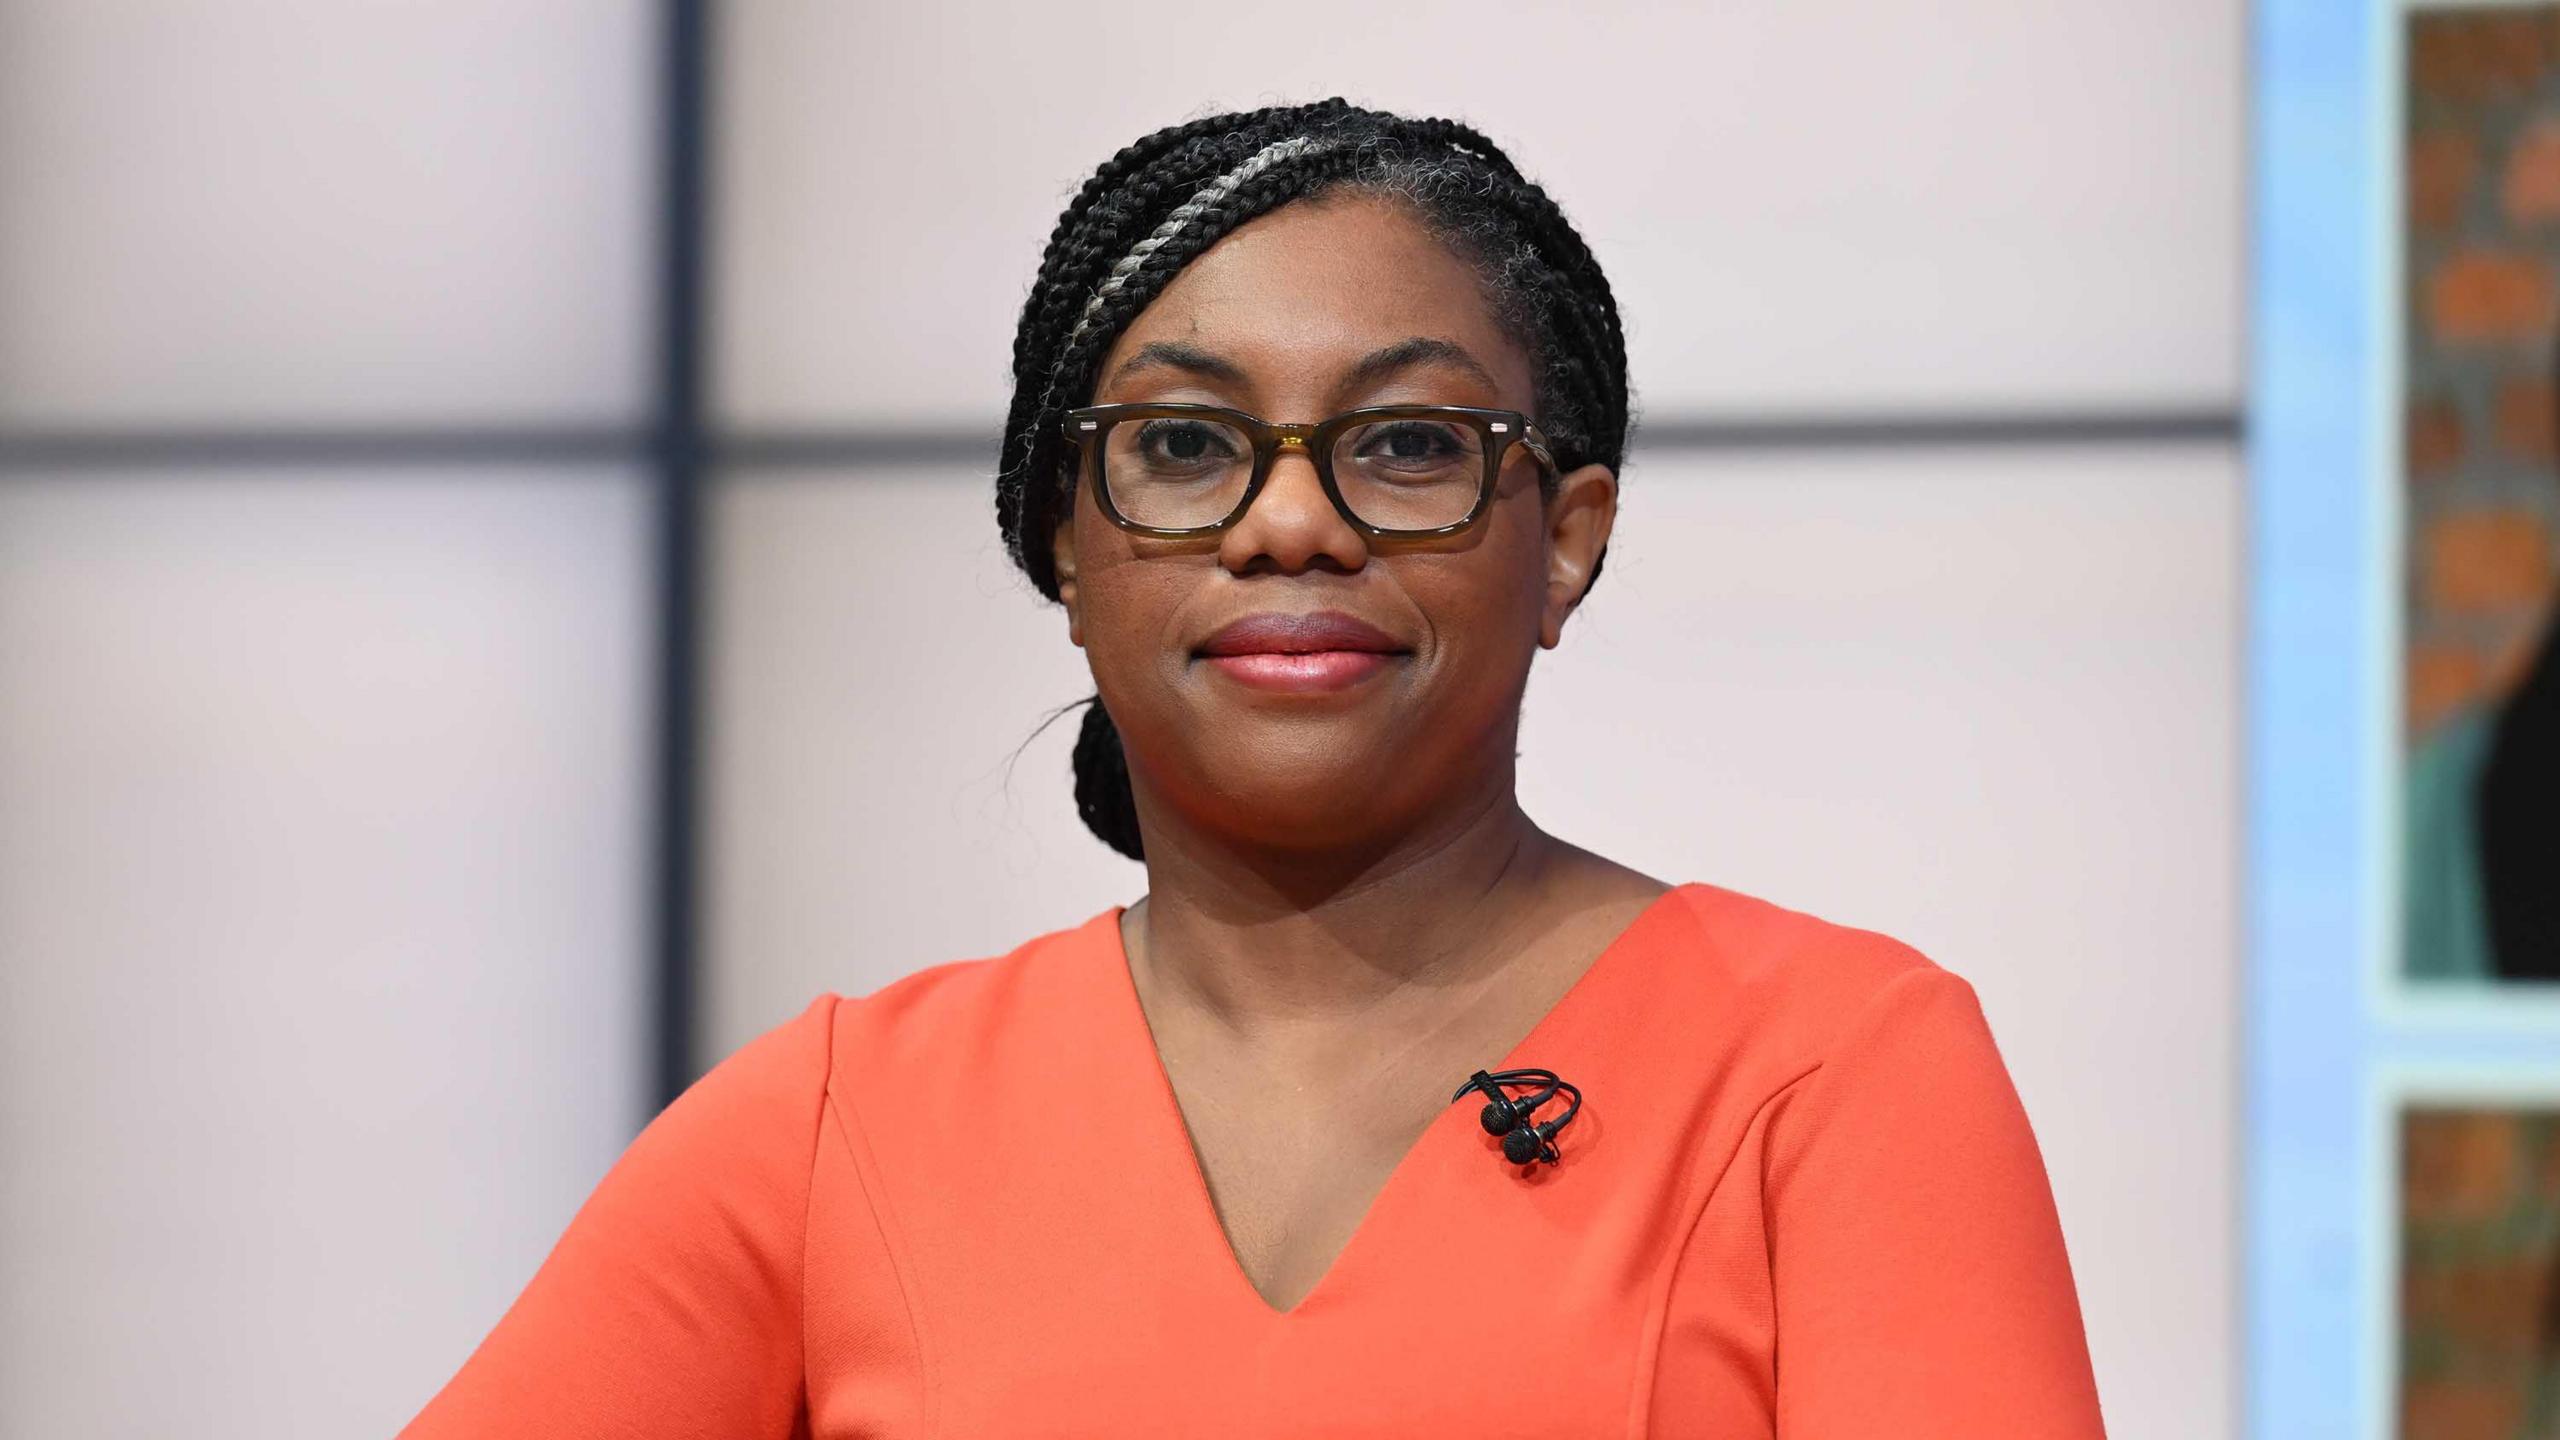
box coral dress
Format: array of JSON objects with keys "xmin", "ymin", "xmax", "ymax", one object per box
[{"xmin": 402, "ymin": 882, "xmax": 2106, "ymax": 1437}]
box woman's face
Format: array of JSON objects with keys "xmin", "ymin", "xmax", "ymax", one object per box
[{"xmin": 1049, "ymin": 193, "xmax": 1618, "ymax": 854}]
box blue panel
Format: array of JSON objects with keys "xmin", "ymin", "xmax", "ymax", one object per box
[{"xmin": 2249, "ymin": 2, "xmax": 2378, "ymax": 1436}]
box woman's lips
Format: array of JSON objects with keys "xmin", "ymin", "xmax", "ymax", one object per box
[
  {"xmin": 1193, "ymin": 610, "xmax": 1409, "ymax": 693},
  {"xmin": 1203, "ymin": 650, "xmax": 1399, "ymax": 691}
]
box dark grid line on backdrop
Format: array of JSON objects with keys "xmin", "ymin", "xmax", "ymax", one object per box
[
  {"xmin": 0, "ymin": 408, "xmax": 2242, "ymax": 474},
  {"xmin": 649, "ymin": 0, "xmax": 712, "ymax": 1113}
]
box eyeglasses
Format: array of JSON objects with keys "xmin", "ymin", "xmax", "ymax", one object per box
[{"xmin": 1062, "ymin": 403, "xmax": 1559, "ymax": 539}]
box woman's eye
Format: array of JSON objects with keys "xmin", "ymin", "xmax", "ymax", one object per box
[
  {"xmin": 1137, "ymin": 421, "xmax": 1236, "ymax": 465},
  {"xmin": 1359, "ymin": 422, "xmax": 1465, "ymax": 465}
]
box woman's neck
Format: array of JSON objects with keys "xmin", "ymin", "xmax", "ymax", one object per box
[{"xmin": 1123, "ymin": 784, "xmax": 1577, "ymax": 1037}]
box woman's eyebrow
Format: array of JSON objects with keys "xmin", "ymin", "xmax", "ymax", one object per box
[
  {"xmin": 1106, "ymin": 335, "xmax": 1497, "ymax": 395},
  {"xmin": 1107, "ymin": 341, "xmax": 1246, "ymax": 389},
  {"xmin": 1342, "ymin": 337, "xmax": 1497, "ymax": 392}
]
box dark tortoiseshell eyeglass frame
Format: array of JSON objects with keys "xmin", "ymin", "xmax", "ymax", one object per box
[{"xmin": 1061, "ymin": 402, "xmax": 1561, "ymax": 540}]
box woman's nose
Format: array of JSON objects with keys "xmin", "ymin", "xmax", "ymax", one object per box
[{"xmin": 1217, "ymin": 444, "xmax": 1371, "ymax": 576}]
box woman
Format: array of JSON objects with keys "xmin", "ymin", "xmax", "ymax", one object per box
[{"xmin": 405, "ymin": 99, "xmax": 2106, "ymax": 1437}]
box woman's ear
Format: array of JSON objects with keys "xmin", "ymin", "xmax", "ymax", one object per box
[
  {"xmin": 1049, "ymin": 510, "xmax": 1085, "ymax": 649},
  {"xmin": 1540, "ymin": 463, "xmax": 1618, "ymax": 650}
]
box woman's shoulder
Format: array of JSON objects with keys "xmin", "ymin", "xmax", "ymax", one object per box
[
  {"xmin": 1651, "ymin": 880, "xmax": 1982, "ymax": 1068},
  {"xmin": 1664, "ymin": 880, "xmax": 1943, "ymax": 981},
  {"xmin": 782, "ymin": 905, "xmax": 1128, "ymax": 1071}
]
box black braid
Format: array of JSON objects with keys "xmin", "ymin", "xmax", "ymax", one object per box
[
  {"xmin": 1071, "ymin": 699, "xmax": 1146, "ymax": 862},
  {"xmin": 996, "ymin": 101, "xmax": 1632, "ymax": 859}
]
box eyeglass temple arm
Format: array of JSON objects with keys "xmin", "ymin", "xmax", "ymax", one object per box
[{"xmin": 1519, "ymin": 424, "xmax": 1559, "ymax": 474}]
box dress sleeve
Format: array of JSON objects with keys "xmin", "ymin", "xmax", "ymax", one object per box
[
  {"xmin": 1762, "ymin": 965, "xmax": 2107, "ymax": 1438},
  {"xmin": 399, "ymin": 994, "xmax": 837, "ymax": 1439}
]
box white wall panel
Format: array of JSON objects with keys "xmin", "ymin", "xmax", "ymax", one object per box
[
  {"xmin": 704, "ymin": 465, "xmax": 1140, "ymax": 1054},
  {"xmin": 0, "ymin": 471, "xmax": 653, "ymax": 1437},
  {"xmin": 715, "ymin": 0, "xmax": 2241, "ymax": 431},
  {"xmin": 705, "ymin": 445, "xmax": 2239, "ymax": 1438},
  {"xmin": 0, "ymin": 2, "xmax": 654, "ymax": 427}
]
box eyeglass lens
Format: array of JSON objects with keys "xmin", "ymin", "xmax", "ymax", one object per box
[{"xmin": 1099, "ymin": 413, "xmax": 1489, "ymax": 532}]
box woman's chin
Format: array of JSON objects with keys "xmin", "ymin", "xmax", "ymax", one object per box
[{"xmin": 1174, "ymin": 775, "xmax": 1422, "ymax": 855}]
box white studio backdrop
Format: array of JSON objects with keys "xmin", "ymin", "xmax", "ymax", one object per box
[
  {"xmin": 0, "ymin": 1, "xmax": 654, "ymax": 428},
  {"xmin": 0, "ymin": 2, "xmax": 2242, "ymax": 1436},
  {"xmin": 716, "ymin": 0, "xmax": 2240, "ymax": 429},
  {"xmin": 0, "ymin": 472, "xmax": 654, "ymax": 1439},
  {"xmin": 0, "ymin": 4, "xmax": 660, "ymax": 1438}
]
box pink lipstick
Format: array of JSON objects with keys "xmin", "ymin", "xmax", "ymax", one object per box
[{"xmin": 1193, "ymin": 610, "xmax": 1410, "ymax": 693}]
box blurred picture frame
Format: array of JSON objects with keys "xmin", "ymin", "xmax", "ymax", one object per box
[
  {"xmin": 2384, "ymin": 0, "xmax": 2560, "ymax": 1008},
  {"xmin": 2372, "ymin": 1065, "xmax": 2560, "ymax": 1439}
]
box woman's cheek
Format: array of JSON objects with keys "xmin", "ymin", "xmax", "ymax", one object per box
[{"xmin": 1081, "ymin": 566, "xmax": 1194, "ymax": 716}]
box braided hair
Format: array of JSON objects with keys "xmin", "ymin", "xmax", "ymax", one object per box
[{"xmin": 996, "ymin": 100, "xmax": 1632, "ymax": 860}]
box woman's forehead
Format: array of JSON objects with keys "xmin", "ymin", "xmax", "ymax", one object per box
[{"xmin": 1095, "ymin": 195, "xmax": 1535, "ymax": 406}]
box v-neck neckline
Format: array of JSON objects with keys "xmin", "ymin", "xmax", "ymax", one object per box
[{"xmin": 1098, "ymin": 883, "xmax": 1694, "ymax": 1321}]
